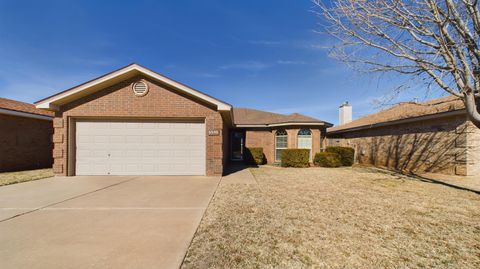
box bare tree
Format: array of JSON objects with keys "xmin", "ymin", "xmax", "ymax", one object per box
[{"xmin": 315, "ymin": 0, "xmax": 480, "ymax": 128}]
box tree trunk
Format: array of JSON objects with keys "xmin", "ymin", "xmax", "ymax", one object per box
[{"xmin": 464, "ymin": 92, "xmax": 480, "ymax": 128}]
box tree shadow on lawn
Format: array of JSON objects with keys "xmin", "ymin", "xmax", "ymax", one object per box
[{"xmin": 359, "ymin": 166, "xmax": 480, "ymax": 195}]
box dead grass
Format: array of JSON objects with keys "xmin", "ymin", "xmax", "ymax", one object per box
[
  {"xmin": 182, "ymin": 166, "xmax": 480, "ymax": 269},
  {"xmin": 0, "ymin": 169, "xmax": 53, "ymax": 186}
]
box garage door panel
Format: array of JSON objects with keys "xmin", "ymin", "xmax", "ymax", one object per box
[
  {"xmin": 141, "ymin": 150, "xmax": 156, "ymax": 158},
  {"xmin": 76, "ymin": 149, "xmax": 91, "ymax": 158},
  {"xmin": 156, "ymin": 136, "xmax": 173, "ymax": 143},
  {"xmin": 76, "ymin": 163, "xmax": 110, "ymax": 176},
  {"xmin": 109, "ymin": 136, "xmax": 124, "ymax": 143},
  {"xmin": 189, "ymin": 135, "xmax": 204, "ymax": 143},
  {"xmin": 77, "ymin": 135, "xmax": 94, "ymax": 143},
  {"xmin": 141, "ymin": 136, "xmax": 156, "ymax": 144},
  {"xmin": 76, "ymin": 121, "xmax": 206, "ymax": 176},
  {"xmin": 190, "ymin": 150, "xmax": 204, "ymax": 157}
]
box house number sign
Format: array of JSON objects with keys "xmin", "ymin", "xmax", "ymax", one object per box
[{"xmin": 208, "ymin": 130, "xmax": 220, "ymax": 136}]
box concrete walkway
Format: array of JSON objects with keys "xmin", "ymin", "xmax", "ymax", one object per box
[
  {"xmin": 0, "ymin": 175, "xmax": 220, "ymax": 269},
  {"xmin": 221, "ymin": 166, "xmax": 257, "ymax": 185}
]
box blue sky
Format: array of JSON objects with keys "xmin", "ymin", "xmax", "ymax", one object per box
[{"xmin": 0, "ymin": 0, "xmax": 445, "ymax": 124}]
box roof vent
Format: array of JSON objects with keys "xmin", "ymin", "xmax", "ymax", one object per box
[{"xmin": 132, "ymin": 81, "xmax": 148, "ymax": 96}]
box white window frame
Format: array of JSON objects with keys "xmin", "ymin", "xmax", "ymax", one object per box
[
  {"xmin": 275, "ymin": 129, "xmax": 288, "ymax": 162},
  {"xmin": 297, "ymin": 129, "xmax": 312, "ymax": 161}
]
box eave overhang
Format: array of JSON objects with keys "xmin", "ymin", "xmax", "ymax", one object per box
[
  {"xmin": 35, "ymin": 64, "xmax": 232, "ymax": 113},
  {"xmin": 235, "ymin": 121, "xmax": 333, "ymax": 128},
  {"xmin": 328, "ymin": 109, "xmax": 465, "ymax": 135}
]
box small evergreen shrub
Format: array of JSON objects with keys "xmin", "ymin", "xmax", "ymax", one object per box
[
  {"xmin": 325, "ymin": 146, "xmax": 355, "ymax": 166},
  {"xmin": 314, "ymin": 152, "xmax": 342, "ymax": 167},
  {"xmin": 281, "ymin": 149, "xmax": 310, "ymax": 168},
  {"xmin": 245, "ymin": 147, "xmax": 266, "ymax": 165}
]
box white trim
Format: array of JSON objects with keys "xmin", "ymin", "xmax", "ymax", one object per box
[
  {"xmin": 235, "ymin": 122, "xmax": 329, "ymax": 128},
  {"xmin": 234, "ymin": 124, "xmax": 268, "ymax": 128},
  {"xmin": 35, "ymin": 64, "xmax": 232, "ymax": 112},
  {"xmin": 0, "ymin": 108, "xmax": 53, "ymax": 121},
  {"xmin": 297, "ymin": 129, "xmax": 313, "ymax": 161},
  {"xmin": 269, "ymin": 122, "xmax": 328, "ymax": 127},
  {"xmin": 275, "ymin": 129, "xmax": 288, "ymax": 162},
  {"xmin": 36, "ymin": 103, "xmax": 60, "ymax": 110}
]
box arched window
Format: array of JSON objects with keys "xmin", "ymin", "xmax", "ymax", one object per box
[
  {"xmin": 275, "ymin": 129, "xmax": 288, "ymax": 162},
  {"xmin": 297, "ymin": 129, "xmax": 312, "ymax": 161}
]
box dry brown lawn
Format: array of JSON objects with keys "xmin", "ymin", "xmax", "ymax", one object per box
[
  {"xmin": 182, "ymin": 166, "xmax": 480, "ymax": 269},
  {"xmin": 0, "ymin": 168, "xmax": 53, "ymax": 186}
]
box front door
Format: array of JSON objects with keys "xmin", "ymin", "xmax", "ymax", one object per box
[{"xmin": 231, "ymin": 131, "xmax": 245, "ymax": 161}]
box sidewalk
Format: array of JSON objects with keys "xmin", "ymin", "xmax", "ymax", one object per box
[{"xmin": 221, "ymin": 165, "xmax": 257, "ymax": 185}]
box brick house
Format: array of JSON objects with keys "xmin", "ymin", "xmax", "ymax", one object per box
[
  {"xmin": 0, "ymin": 98, "xmax": 54, "ymax": 172},
  {"xmin": 327, "ymin": 97, "xmax": 480, "ymax": 176},
  {"xmin": 35, "ymin": 64, "xmax": 331, "ymax": 177},
  {"xmin": 233, "ymin": 108, "xmax": 331, "ymax": 163}
]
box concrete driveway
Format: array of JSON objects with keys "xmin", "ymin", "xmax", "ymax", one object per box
[{"xmin": 0, "ymin": 175, "xmax": 220, "ymax": 269}]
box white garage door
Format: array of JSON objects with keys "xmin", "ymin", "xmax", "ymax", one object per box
[{"xmin": 75, "ymin": 121, "xmax": 206, "ymax": 176}]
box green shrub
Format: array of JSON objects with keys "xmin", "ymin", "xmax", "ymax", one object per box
[
  {"xmin": 314, "ymin": 152, "xmax": 342, "ymax": 167},
  {"xmin": 244, "ymin": 147, "xmax": 266, "ymax": 165},
  {"xmin": 325, "ymin": 146, "xmax": 355, "ymax": 166},
  {"xmin": 281, "ymin": 149, "xmax": 310, "ymax": 168}
]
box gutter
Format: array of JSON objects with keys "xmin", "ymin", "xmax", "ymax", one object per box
[
  {"xmin": 235, "ymin": 121, "xmax": 333, "ymax": 128},
  {"xmin": 328, "ymin": 109, "xmax": 465, "ymax": 134},
  {"xmin": 0, "ymin": 108, "xmax": 53, "ymax": 121}
]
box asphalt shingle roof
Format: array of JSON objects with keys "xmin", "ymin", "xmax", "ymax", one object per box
[
  {"xmin": 0, "ymin": 98, "xmax": 54, "ymax": 117},
  {"xmin": 233, "ymin": 108, "xmax": 331, "ymax": 126},
  {"xmin": 328, "ymin": 96, "xmax": 464, "ymax": 133}
]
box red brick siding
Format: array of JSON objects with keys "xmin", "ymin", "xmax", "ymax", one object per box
[
  {"xmin": 245, "ymin": 129, "xmax": 274, "ymax": 163},
  {"xmin": 311, "ymin": 129, "xmax": 322, "ymax": 158},
  {"xmin": 222, "ymin": 121, "xmax": 230, "ymax": 168},
  {"xmin": 245, "ymin": 127, "xmax": 325, "ymax": 164},
  {"xmin": 53, "ymin": 75, "xmax": 225, "ymax": 176},
  {"xmin": 0, "ymin": 114, "xmax": 53, "ymax": 172},
  {"xmin": 327, "ymin": 115, "xmax": 475, "ymax": 176}
]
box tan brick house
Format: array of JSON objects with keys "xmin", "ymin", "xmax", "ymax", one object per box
[
  {"xmin": 327, "ymin": 97, "xmax": 480, "ymax": 176},
  {"xmin": 35, "ymin": 64, "xmax": 331, "ymax": 176},
  {"xmin": 0, "ymin": 98, "xmax": 54, "ymax": 172}
]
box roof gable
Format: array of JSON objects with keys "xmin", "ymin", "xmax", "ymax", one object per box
[{"xmin": 35, "ymin": 64, "xmax": 232, "ymax": 112}]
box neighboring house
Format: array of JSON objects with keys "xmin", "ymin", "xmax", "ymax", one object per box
[
  {"xmin": 327, "ymin": 96, "xmax": 480, "ymax": 176},
  {"xmin": 35, "ymin": 64, "xmax": 331, "ymax": 177},
  {"xmin": 0, "ymin": 98, "xmax": 54, "ymax": 172}
]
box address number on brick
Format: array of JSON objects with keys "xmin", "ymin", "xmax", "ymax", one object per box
[{"xmin": 208, "ymin": 130, "xmax": 220, "ymax": 136}]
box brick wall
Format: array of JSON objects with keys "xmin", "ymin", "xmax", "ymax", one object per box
[
  {"xmin": 245, "ymin": 128, "xmax": 274, "ymax": 162},
  {"xmin": 245, "ymin": 127, "xmax": 325, "ymax": 164},
  {"xmin": 327, "ymin": 115, "xmax": 480, "ymax": 176},
  {"xmin": 52, "ymin": 75, "xmax": 225, "ymax": 176},
  {"xmin": 0, "ymin": 114, "xmax": 53, "ymax": 172},
  {"xmin": 222, "ymin": 121, "xmax": 230, "ymax": 168}
]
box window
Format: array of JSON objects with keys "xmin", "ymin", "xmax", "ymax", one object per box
[
  {"xmin": 297, "ymin": 129, "xmax": 312, "ymax": 161},
  {"xmin": 275, "ymin": 129, "xmax": 288, "ymax": 162}
]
